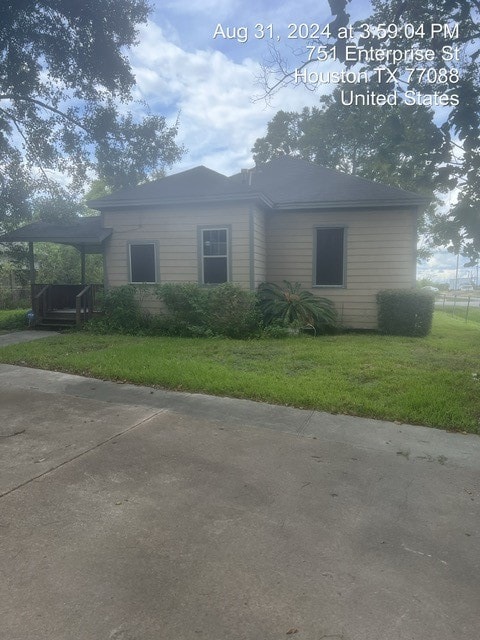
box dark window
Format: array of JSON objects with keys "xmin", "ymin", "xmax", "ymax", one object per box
[
  {"xmin": 202, "ymin": 229, "xmax": 228, "ymax": 284},
  {"xmin": 315, "ymin": 228, "xmax": 344, "ymax": 286},
  {"xmin": 130, "ymin": 243, "xmax": 156, "ymax": 283}
]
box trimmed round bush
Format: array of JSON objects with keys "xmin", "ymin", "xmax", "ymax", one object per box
[{"xmin": 377, "ymin": 289, "xmax": 435, "ymax": 337}]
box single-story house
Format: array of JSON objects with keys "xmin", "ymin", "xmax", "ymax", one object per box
[
  {"xmin": 0, "ymin": 157, "xmax": 425, "ymax": 329},
  {"xmin": 89, "ymin": 156, "xmax": 424, "ymax": 329}
]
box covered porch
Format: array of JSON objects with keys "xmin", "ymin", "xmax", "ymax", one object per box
[{"xmin": 0, "ymin": 217, "xmax": 112, "ymax": 328}]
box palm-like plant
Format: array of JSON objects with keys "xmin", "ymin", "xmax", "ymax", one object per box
[{"xmin": 257, "ymin": 281, "xmax": 338, "ymax": 332}]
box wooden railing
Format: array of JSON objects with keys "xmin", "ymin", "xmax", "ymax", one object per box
[
  {"xmin": 76, "ymin": 285, "xmax": 93, "ymax": 327},
  {"xmin": 31, "ymin": 284, "xmax": 103, "ymax": 326},
  {"xmin": 33, "ymin": 284, "xmax": 50, "ymax": 324}
]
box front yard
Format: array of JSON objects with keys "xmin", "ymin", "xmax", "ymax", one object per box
[{"xmin": 0, "ymin": 312, "xmax": 478, "ymax": 433}]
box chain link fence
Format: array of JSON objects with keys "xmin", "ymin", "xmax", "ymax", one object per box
[{"xmin": 436, "ymin": 294, "xmax": 480, "ymax": 323}]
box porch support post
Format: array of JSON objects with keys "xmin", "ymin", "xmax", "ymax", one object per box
[
  {"xmin": 80, "ymin": 245, "xmax": 86, "ymax": 285},
  {"xmin": 28, "ymin": 242, "xmax": 35, "ymax": 309},
  {"xmin": 28, "ymin": 242, "xmax": 35, "ymax": 285}
]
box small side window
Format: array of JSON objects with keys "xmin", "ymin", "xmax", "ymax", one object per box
[{"xmin": 315, "ymin": 228, "xmax": 344, "ymax": 286}]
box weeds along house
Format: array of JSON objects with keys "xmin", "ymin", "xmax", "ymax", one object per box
[{"xmin": 88, "ymin": 156, "xmax": 423, "ymax": 329}]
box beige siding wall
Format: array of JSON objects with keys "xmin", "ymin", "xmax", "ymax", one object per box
[
  {"xmin": 102, "ymin": 203, "xmax": 416, "ymax": 327},
  {"xmin": 103, "ymin": 203, "xmax": 251, "ymax": 313},
  {"xmin": 266, "ymin": 209, "xmax": 416, "ymax": 329},
  {"xmin": 252, "ymin": 206, "xmax": 267, "ymax": 287}
]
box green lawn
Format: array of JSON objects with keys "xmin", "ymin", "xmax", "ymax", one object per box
[
  {"xmin": 437, "ymin": 306, "xmax": 480, "ymax": 324},
  {"xmin": 0, "ymin": 312, "xmax": 478, "ymax": 433}
]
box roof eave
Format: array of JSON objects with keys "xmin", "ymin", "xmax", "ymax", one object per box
[
  {"xmin": 0, "ymin": 229, "xmax": 112, "ymax": 245},
  {"xmin": 88, "ymin": 192, "xmax": 274, "ymax": 210},
  {"xmin": 272, "ymin": 198, "xmax": 427, "ymax": 210}
]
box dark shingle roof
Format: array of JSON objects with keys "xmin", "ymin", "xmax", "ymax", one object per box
[
  {"xmin": 88, "ymin": 166, "xmax": 253, "ymax": 209},
  {"xmin": 88, "ymin": 157, "xmax": 426, "ymax": 211},
  {"xmin": 229, "ymin": 157, "xmax": 427, "ymax": 208}
]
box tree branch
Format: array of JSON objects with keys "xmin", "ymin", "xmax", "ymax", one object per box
[
  {"xmin": 0, "ymin": 94, "xmax": 90, "ymax": 134},
  {"xmin": 254, "ymin": 52, "xmax": 314, "ymax": 102},
  {"xmin": 4, "ymin": 109, "xmax": 57, "ymax": 196}
]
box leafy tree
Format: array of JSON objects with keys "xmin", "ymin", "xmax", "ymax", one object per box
[
  {"xmin": 258, "ymin": 0, "xmax": 479, "ymax": 262},
  {"xmin": 31, "ymin": 191, "xmax": 87, "ymax": 224},
  {"xmin": 362, "ymin": 0, "xmax": 479, "ymax": 264},
  {"xmin": 253, "ymin": 93, "xmax": 449, "ymax": 193},
  {"xmin": 34, "ymin": 244, "xmax": 103, "ymax": 285},
  {"xmin": 84, "ymin": 179, "xmax": 112, "ymax": 204},
  {"xmin": 253, "ymin": 93, "xmax": 451, "ymax": 244},
  {"xmin": 0, "ymin": 0, "xmax": 184, "ymax": 235}
]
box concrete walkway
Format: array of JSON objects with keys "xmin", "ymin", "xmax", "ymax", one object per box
[
  {"xmin": 0, "ymin": 363, "xmax": 479, "ymax": 640},
  {"xmin": 0, "ymin": 329, "xmax": 59, "ymax": 347}
]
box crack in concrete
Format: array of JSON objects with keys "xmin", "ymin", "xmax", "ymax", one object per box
[
  {"xmin": 0, "ymin": 429, "xmax": 26, "ymax": 438},
  {"xmin": 0, "ymin": 408, "xmax": 167, "ymax": 500},
  {"xmin": 297, "ymin": 410, "xmax": 315, "ymax": 435}
]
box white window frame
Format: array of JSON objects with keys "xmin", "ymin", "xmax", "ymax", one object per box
[{"xmin": 199, "ymin": 227, "xmax": 230, "ymax": 285}]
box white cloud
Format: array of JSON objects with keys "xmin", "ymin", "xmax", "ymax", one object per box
[
  {"xmin": 130, "ymin": 2, "xmax": 464, "ymax": 181},
  {"xmin": 129, "ymin": 20, "xmax": 325, "ymax": 175},
  {"xmin": 161, "ymin": 0, "xmax": 239, "ymax": 16},
  {"xmin": 417, "ymin": 249, "xmax": 477, "ymax": 283}
]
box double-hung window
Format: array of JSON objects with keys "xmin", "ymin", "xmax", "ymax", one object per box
[
  {"xmin": 315, "ymin": 227, "xmax": 345, "ymax": 286},
  {"xmin": 201, "ymin": 228, "xmax": 229, "ymax": 284},
  {"xmin": 129, "ymin": 243, "xmax": 156, "ymax": 283}
]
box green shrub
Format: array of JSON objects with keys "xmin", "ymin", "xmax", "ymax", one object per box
[
  {"xmin": 0, "ymin": 289, "xmax": 30, "ymax": 310},
  {"xmin": 155, "ymin": 283, "xmax": 209, "ymax": 336},
  {"xmin": 90, "ymin": 285, "xmax": 146, "ymax": 334},
  {"xmin": 206, "ymin": 283, "xmax": 261, "ymax": 338},
  {"xmin": 257, "ymin": 281, "xmax": 338, "ymax": 333},
  {"xmin": 156, "ymin": 282, "xmax": 260, "ymax": 338},
  {"xmin": 0, "ymin": 309, "xmax": 29, "ymax": 331},
  {"xmin": 377, "ymin": 289, "xmax": 435, "ymax": 337}
]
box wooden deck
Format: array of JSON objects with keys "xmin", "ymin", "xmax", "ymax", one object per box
[{"xmin": 32, "ymin": 284, "xmax": 103, "ymax": 329}]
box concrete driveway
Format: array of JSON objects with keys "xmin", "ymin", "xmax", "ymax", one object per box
[{"xmin": 0, "ymin": 363, "xmax": 479, "ymax": 640}]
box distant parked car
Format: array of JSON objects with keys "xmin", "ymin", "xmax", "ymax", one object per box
[
  {"xmin": 459, "ymin": 284, "xmax": 474, "ymax": 291},
  {"xmin": 422, "ymin": 286, "xmax": 439, "ymax": 293}
]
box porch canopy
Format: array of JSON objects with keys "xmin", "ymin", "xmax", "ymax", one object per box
[{"xmin": 0, "ymin": 216, "xmax": 112, "ymax": 285}]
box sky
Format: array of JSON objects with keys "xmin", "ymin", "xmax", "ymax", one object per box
[
  {"xmin": 121, "ymin": 0, "xmax": 473, "ymax": 283},
  {"xmin": 129, "ymin": 0, "xmax": 370, "ymax": 175}
]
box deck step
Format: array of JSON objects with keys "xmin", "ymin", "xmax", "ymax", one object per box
[
  {"xmin": 36, "ymin": 320, "xmax": 76, "ymax": 330},
  {"xmin": 45, "ymin": 313, "xmax": 79, "ymax": 321},
  {"xmin": 34, "ymin": 309, "xmax": 101, "ymax": 329},
  {"xmin": 36, "ymin": 314, "xmax": 78, "ymax": 329},
  {"xmin": 36, "ymin": 325, "xmax": 73, "ymax": 331}
]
